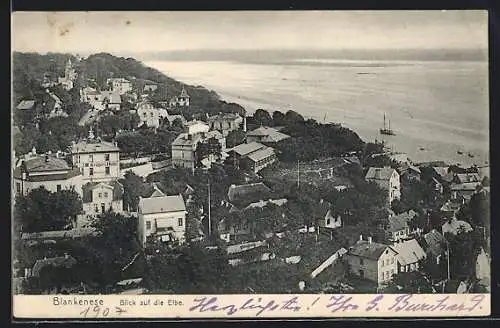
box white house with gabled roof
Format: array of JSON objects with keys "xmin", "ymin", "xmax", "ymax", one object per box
[{"xmin": 137, "ymin": 189, "xmax": 187, "ymax": 247}]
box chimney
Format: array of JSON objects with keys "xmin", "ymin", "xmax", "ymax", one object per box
[
  {"xmin": 359, "ymin": 234, "xmax": 363, "ymax": 241},
  {"xmin": 32, "ymin": 146, "xmax": 36, "ymax": 155},
  {"xmin": 243, "ymin": 116, "xmax": 247, "ymax": 132},
  {"xmin": 368, "ymin": 236, "xmax": 373, "ymax": 244}
]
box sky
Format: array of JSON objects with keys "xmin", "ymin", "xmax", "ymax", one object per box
[{"xmin": 12, "ymin": 11, "xmax": 488, "ymax": 55}]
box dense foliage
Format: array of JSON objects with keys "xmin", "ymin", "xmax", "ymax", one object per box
[{"xmin": 14, "ymin": 187, "xmax": 83, "ymax": 232}]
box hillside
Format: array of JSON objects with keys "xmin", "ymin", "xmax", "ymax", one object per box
[{"xmin": 12, "ymin": 52, "xmax": 246, "ymax": 119}]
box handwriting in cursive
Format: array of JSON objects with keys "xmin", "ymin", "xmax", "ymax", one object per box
[
  {"xmin": 388, "ymin": 294, "xmax": 485, "ymax": 312},
  {"xmin": 189, "ymin": 296, "xmax": 302, "ymax": 316}
]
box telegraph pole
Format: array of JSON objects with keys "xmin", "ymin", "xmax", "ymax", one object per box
[
  {"xmin": 446, "ymin": 239, "xmax": 451, "ymax": 281},
  {"xmin": 207, "ymin": 178, "xmax": 211, "ymax": 236},
  {"xmin": 297, "ymin": 160, "xmax": 300, "ymax": 188}
]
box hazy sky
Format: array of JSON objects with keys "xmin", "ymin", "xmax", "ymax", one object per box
[{"xmin": 12, "ymin": 11, "xmax": 488, "ymax": 54}]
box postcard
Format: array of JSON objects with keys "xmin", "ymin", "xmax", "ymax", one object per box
[{"xmin": 11, "ymin": 10, "xmax": 490, "ymax": 319}]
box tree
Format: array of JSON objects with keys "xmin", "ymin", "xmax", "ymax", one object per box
[
  {"xmin": 225, "ymin": 129, "xmax": 246, "ymax": 148},
  {"xmin": 284, "ymin": 110, "xmax": 305, "ymax": 126},
  {"xmin": 272, "ymin": 110, "xmax": 286, "ymax": 126},
  {"xmin": 253, "ymin": 109, "xmax": 273, "ymax": 126},
  {"xmin": 171, "ymin": 118, "xmax": 185, "ymax": 132},
  {"xmin": 120, "ymin": 171, "xmax": 148, "ymax": 212},
  {"xmin": 195, "ymin": 137, "xmax": 222, "ymax": 165},
  {"xmin": 14, "ymin": 187, "xmax": 82, "ymax": 232},
  {"xmin": 90, "ymin": 212, "xmax": 141, "ymax": 285}
]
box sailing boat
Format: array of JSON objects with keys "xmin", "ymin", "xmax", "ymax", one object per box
[{"xmin": 379, "ymin": 112, "xmax": 395, "ymax": 136}]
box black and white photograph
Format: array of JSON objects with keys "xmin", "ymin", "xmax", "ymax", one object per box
[{"xmin": 11, "ymin": 10, "xmax": 490, "ymax": 303}]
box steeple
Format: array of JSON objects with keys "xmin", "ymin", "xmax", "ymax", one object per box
[
  {"xmin": 88, "ymin": 126, "xmax": 95, "ymax": 140},
  {"xmin": 180, "ymin": 86, "xmax": 190, "ymax": 98}
]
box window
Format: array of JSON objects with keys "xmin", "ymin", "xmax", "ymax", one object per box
[
  {"xmin": 146, "ymin": 221, "xmax": 151, "ymax": 230},
  {"xmin": 89, "ymin": 168, "xmax": 94, "ymax": 176},
  {"xmin": 99, "ymin": 192, "xmax": 102, "ymax": 198},
  {"xmin": 104, "ymin": 192, "xmax": 108, "ymax": 198},
  {"xmin": 359, "ymin": 258, "xmax": 364, "ymax": 265},
  {"xmin": 326, "ymin": 218, "xmax": 331, "ymax": 225},
  {"xmin": 57, "ymin": 185, "xmax": 62, "ymax": 192},
  {"xmin": 89, "ymin": 154, "xmax": 93, "ymax": 162},
  {"xmin": 95, "ymin": 204, "xmax": 99, "ymax": 213},
  {"xmin": 359, "ymin": 269, "xmax": 364, "ymax": 278},
  {"xmin": 16, "ymin": 182, "xmax": 21, "ymax": 193},
  {"xmin": 105, "ymin": 167, "xmax": 110, "ymax": 175},
  {"xmin": 101, "ymin": 203, "xmax": 106, "ymax": 213},
  {"xmin": 105, "ymin": 153, "xmax": 110, "ymax": 161},
  {"xmin": 178, "ymin": 218, "xmax": 183, "ymax": 227}
]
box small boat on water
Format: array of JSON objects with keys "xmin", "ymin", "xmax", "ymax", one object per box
[
  {"xmin": 379, "ymin": 113, "xmax": 395, "ymax": 136},
  {"xmin": 457, "ymin": 150, "xmax": 464, "ymax": 155}
]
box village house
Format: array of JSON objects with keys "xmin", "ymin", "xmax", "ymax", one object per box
[
  {"xmin": 81, "ymin": 180, "xmax": 124, "ymax": 224},
  {"xmin": 58, "ymin": 59, "xmax": 77, "ymax": 91},
  {"xmin": 217, "ymin": 182, "xmax": 286, "ymax": 241},
  {"xmin": 228, "ymin": 142, "xmax": 277, "ymax": 173},
  {"xmin": 450, "ymin": 182, "xmax": 482, "ymax": 203},
  {"xmin": 387, "ymin": 209, "xmax": 418, "ymax": 242},
  {"xmin": 171, "ymin": 133, "xmax": 204, "ymax": 171},
  {"xmin": 207, "ymin": 113, "xmax": 245, "ymax": 136},
  {"xmin": 185, "ymin": 120, "xmax": 210, "ymax": 135},
  {"xmin": 432, "ymin": 166, "xmax": 454, "ymax": 185},
  {"xmin": 246, "ymin": 126, "xmax": 291, "ymax": 144},
  {"xmin": 420, "ymin": 229, "xmax": 447, "ymax": 262},
  {"xmin": 100, "ymin": 90, "xmax": 122, "ymax": 111},
  {"xmin": 315, "ymin": 199, "xmax": 342, "ymax": 230},
  {"xmin": 169, "ymin": 87, "xmax": 190, "ymax": 107},
  {"xmin": 391, "ymin": 239, "xmax": 427, "ymax": 273},
  {"xmin": 442, "ymin": 217, "xmax": 473, "ymax": 236},
  {"xmin": 397, "ymin": 163, "xmax": 421, "ymax": 182},
  {"xmin": 440, "ymin": 199, "xmax": 462, "ymax": 218},
  {"xmin": 431, "ymin": 177, "xmax": 444, "ymax": 195},
  {"xmin": 346, "ymin": 236, "xmax": 399, "ymax": 286},
  {"xmin": 13, "ymin": 151, "xmax": 83, "ymax": 196},
  {"xmin": 106, "ymin": 77, "xmax": 133, "ymax": 95},
  {"xmin": 45, "ymin": 91, "xmax": 67, "ymax": 118},
  {"xmin": 143, "ymin": 82, "xmax": 158, "ymax": 93},
  {"xmin": 365, "ymin": 167, "xmax": 401, "ymax": 205},
  {"xmin": 136, "ymin": 101, "xmax": 162, "ymax": 128},
  {"xmin": 70, "ymin": 128, "xmax": 121, "ymax": 182},
  {"xmin": 171, "ymin": 121, "xmax": 226, "ymax": 171},
  {"xmin": 388, "ymin": 152, "xmax": 410, "ymax": 165},
  {"xmin": 137, "ymin": 190, "xmax": 187, "ymax": 247}
]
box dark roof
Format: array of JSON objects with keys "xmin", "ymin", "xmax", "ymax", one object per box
[
  {"xmin": 387, "ymin": 210, "xmax": 417, "ymax": 233},
  {"xmin": 348, "ymin": 240, "xmax": 391, "ymax": 260},
  {"xmin": 19, "ymin": 155, "xmax": 70, "ymax": 172},
  {"xmin": 82, "ymin": 180, "xmax": 124, "ymax": 203},
  {"xmin": 422, "ymin": 229, "xmax": 446, "ymax": 257},
  {"xmin": 13, "ymin": 167, "xmax": 81, "ymax": 182},
  {"xmin": 227, "ymin": 182, "xmax": 272, "ymax": 206},
  {"xmin": 456, "ymin": 173, "xmax": 481, "ymax": 184},
  {"xmin": 246, "ymin": 126, "xmax": 291, "ymax": 142}
]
